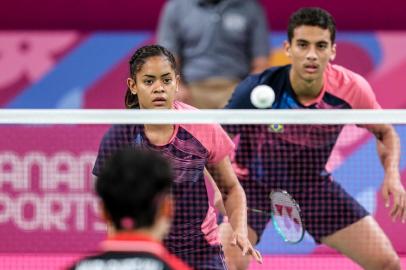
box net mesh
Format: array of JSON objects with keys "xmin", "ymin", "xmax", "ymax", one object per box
[{"xmin": 0, "ymin": 109, "xmax": 405, "ymax": 269}]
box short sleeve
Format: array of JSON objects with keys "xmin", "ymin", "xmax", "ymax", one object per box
[
  {"xmin": 206, "ymin": 124, "xmax": 235, "ymax": 164},
  {"xmin": 325, "ymin": 64, "xmax": 381, "ymax": 109},
  {"xmin": 350, "ymin": 73, "xmax": 381, "ymax": 109},
  {"xmin": 92, "ymin": 125, "xmax": 134, "ymax": 176},
  {"xmin": 180, "ymin": 122, "xmax": 235, "ymax": 164}
]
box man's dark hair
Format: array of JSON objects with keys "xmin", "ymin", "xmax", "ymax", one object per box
[
  {"xmin": 96, "ymin": 148, "xmax": 173, "ymax": 230},
  {"xmin": 287, "ymin": 7, "xmax": 336, "ymax": 44}
]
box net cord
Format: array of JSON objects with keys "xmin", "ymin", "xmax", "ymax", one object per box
[{"xmin": 0, "ymin": 109, "xmax": 406, "ymax": 124}]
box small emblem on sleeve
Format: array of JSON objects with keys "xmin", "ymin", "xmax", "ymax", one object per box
[{"xmin": 268, "ymin": 124, "xmax": 284, "ymax": 133}]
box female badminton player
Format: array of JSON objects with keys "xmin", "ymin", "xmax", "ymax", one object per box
[{"xmin": 93, "ymin": 45, "xmax": 261, "ymax": 270}]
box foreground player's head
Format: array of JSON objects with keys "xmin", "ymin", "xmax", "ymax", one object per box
[
  {"xmin": 96, "ymin": 148, "xmax": 173, "ymax": 238},
  {"xmin": 125, "ymin": 44, "xmax": 179, "ymax": 109},
  {"xmin": 284, "ymin": 8, "xmax": 336, "ymax": 83}
]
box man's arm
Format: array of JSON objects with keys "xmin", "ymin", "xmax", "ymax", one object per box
[{"xmin": 365, "ymin": 123, "xmax": 406, "ymax": 222}]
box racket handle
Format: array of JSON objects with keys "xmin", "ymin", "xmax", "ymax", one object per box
[{"xmin": 248, "ymin": 208, "xmax": 271, "ymax": 216}]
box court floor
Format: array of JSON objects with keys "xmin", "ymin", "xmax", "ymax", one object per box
[
  {"xmin": 1, "ymin": 254, "xmax": 405, "ymax": 269},
  {"xmin": 249, "ymin": 255, "xmax": 406, "ymax": 270}
]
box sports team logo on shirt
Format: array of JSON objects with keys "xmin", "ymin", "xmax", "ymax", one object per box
[{"xmin": 268, "ymin": 124, "xmax": 284, "ymax": 133}]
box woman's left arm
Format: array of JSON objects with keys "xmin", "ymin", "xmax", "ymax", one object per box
[{"xmin": 210, "ymin": 156, "xmax": 262, "ymax": 262}]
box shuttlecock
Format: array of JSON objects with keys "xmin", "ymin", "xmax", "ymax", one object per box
[{"xmin": 250, "ymin": 85, "xmax": 275, "ymax": 108}]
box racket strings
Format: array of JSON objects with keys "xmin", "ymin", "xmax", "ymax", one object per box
[{"xmin": 271, "ymin": 192, "xmax": 304, "ymax": 243}]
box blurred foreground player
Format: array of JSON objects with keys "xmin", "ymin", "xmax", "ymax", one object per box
[{"xmin": 69, "ymin": 148, "xmax": 192, "ymax": 270}]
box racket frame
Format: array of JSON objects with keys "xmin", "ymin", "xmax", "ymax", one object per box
[{"xmin": 269, "ymin": 189, "xmax": 305, "ymax": 244}]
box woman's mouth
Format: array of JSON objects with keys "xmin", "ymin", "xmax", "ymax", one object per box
[{"xmin": 152, "ymin": 97, "xmax": 167, "ymax": 106}]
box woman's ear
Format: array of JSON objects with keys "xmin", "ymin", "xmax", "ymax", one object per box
[
  {"xmin": 127, "ymin": 78, "xmax": 137, "ymax": 95},
  {"xmin": 175, "ymin": 75, "xmax": 181, "ymax": 92}
]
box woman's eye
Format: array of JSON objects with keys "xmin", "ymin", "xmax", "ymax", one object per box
[{"xmin": 144, "ymin": 80, "xmax": 153, "ymax": 85}]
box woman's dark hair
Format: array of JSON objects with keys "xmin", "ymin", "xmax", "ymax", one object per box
[
  {"xmin": 287, "ymin": 7, "xmax": 336, "ymax": 44},
  {"xmin": 125, "ymin": 45, "xmax": 177, "ymax": 109},
  {"xmin": 96, "ymin": 147, "xmax": 173, "ymax": 230}
]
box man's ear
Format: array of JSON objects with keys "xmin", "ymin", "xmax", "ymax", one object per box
[
  {"xmin": 284, "ymin": 40, "xmax": 292, "ymax": 58},
  {"xmin": 160, "ymin": 195, "xmax": 174, "ymax": 219},
  {"xmin": 99, "ymin": 203, "xmax": 116, "ymax": 236},
  {"xmin": 330, "ymin": 43, "xmax": 337, "ymax": 61},
  {"xmin": 127, "ymin": 78, "xmax": 137, "ymax": 95},
  {"xmin": 99, "ymin": 202, "xmax": 111, "ymax": 223}
]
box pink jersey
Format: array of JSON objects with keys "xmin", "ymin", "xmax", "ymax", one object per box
[
  {"xmin": 173, "ymin": 101, "xmax": 235, "ymax": 163},
  {"xmin": 322, "ymin": 63, "xmax": 381, "ymax": 109},
  {"xmin": 226, "ymin": 63, "xmax": 381, "ymax": 182}
]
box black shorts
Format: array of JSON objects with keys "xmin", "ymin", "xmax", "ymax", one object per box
[{"xmin": 242, "ymin": 175, "xmax": 369, "ymax": 244}]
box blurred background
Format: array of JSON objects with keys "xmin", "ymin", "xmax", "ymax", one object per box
[
  {"xmin": 1, "ymin": 0, "xmax": 406, "ymax": 109},
  {"xmin": 2, "ymin": 0, "xmax": 406, "ymax": 31},
  {"xmin": 0, "ymin": 0, "xmax": 405, "ymax": 269}
]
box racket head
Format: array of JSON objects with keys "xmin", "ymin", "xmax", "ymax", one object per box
[{"xmin": 270, "ymin": 190, "xmax": 304, "ymax": 244}]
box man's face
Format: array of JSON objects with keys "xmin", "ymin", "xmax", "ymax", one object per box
[{"xmin": 285, "ymin": 25, "xmax": 336, "ymax": 83}]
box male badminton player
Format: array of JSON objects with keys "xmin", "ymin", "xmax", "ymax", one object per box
[{"xmin": 222, "ymin": 7, "xmax": 405, "ymax": 270}]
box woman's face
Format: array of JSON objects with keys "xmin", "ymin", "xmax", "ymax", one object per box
[{"xmin": 127, "ymin": 56, "xmax": 179, "ymax": 109}]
